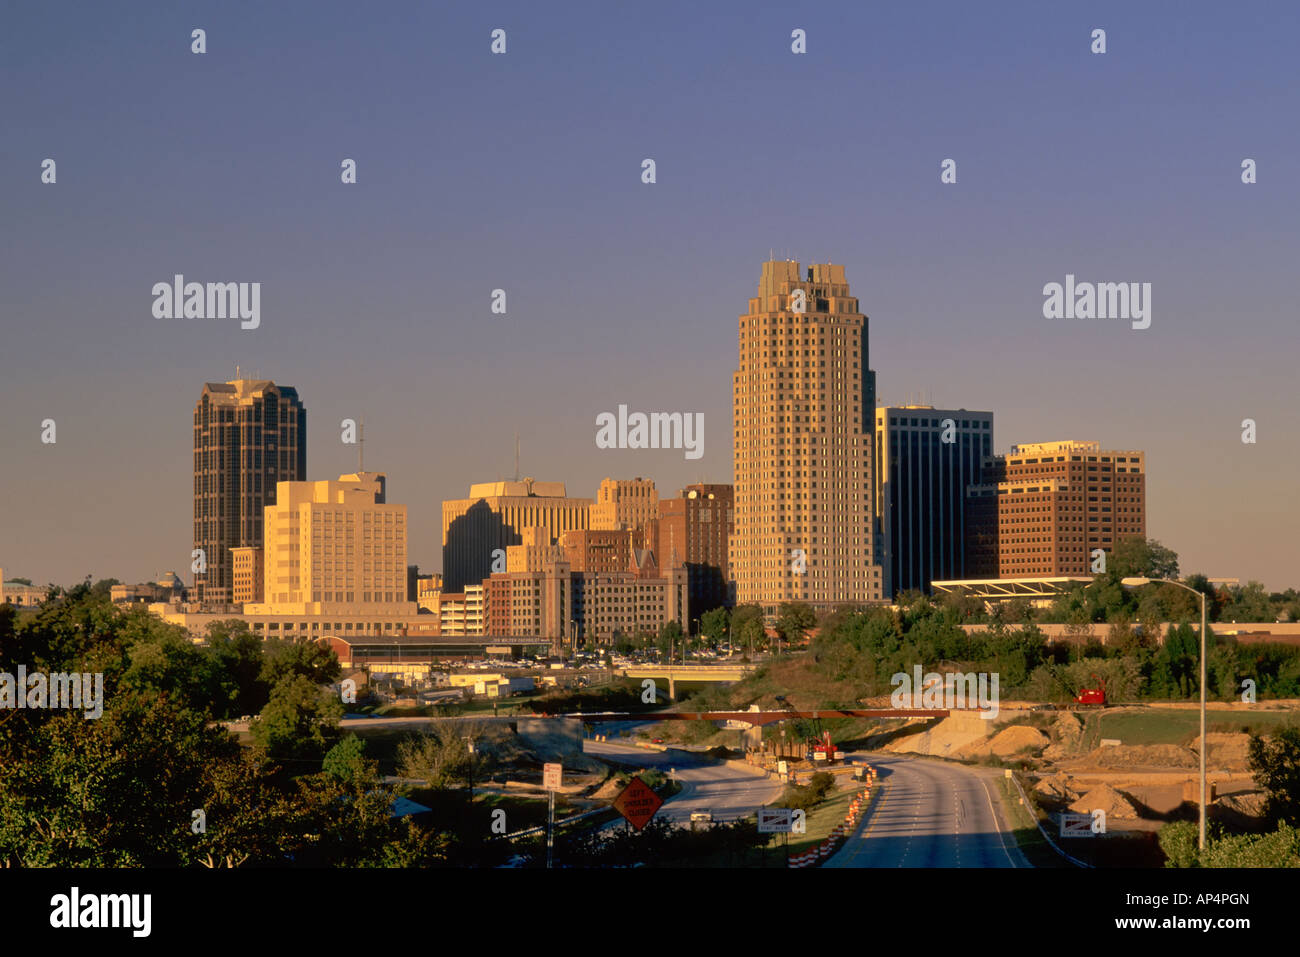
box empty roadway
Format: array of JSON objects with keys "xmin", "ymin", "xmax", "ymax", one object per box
[{"xmin": 826, "ymin": 754, "xmax": 1029, "ymax": 868}]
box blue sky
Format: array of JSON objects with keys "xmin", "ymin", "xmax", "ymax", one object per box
[{"xmin": 2, "ymin": 0, "xmax": 1297, "ymax": 589}]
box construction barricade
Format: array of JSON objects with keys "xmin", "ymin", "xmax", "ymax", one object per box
[{"xmin": 787, "ymin": 766, "xmax": 874, "ymax": 868}]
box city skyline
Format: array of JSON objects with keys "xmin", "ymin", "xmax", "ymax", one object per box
[{"xmin": 3, "ymin": 2, "xmax": 1297, "ymax": 591}]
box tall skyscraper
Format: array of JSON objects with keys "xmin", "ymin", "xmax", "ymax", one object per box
[
  {"xmin": 965, "ymin": 440, "xmax": 1147, "ymax": 577},
  {"xmin": 193, "ymin": 378, "xmax": 306, "ymax": 604},
  {"xmin": 731, "ymin": 260, "xmax": 883, "ymax": 615},
  {"xmin": 875, "ymin": 406, "xmax": 993, "ymax": 598}
]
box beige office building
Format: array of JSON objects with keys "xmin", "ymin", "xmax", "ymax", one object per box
[
  {"xmin": 731, "ymin": 260, "xmax": 883, "ymax": 615},
  {"xmin": 231, "ymin": 546, "xmax": 264, "ymax": 604},
  {"xmin": 441, "ymin": 478, "xmax": 591, "ymax": 592},
  {"xmin": 245, "ymin": 471, "xmax": 416, "ymax": 617},
  {"xmin": 589, "ymin": 477, "xmax": 659, "ymax": 531}
]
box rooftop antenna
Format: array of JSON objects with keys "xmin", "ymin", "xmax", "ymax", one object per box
[
  {"xmin": 358, "ymin": 416, "xmax": 365, "ymax": 472},
  {"xmin": 235, "ymin": 364, "xmax": 240, "ymax": 380},
  {"xmin": 514, "ymin": 430, "xmax": 520, "ymax": 482}
]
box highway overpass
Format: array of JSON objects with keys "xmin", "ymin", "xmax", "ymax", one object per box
[{"xmin": 618, "ymin": 663, "xmax": 756, "ymax": 699}]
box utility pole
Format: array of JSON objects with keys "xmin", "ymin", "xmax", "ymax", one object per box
[{"xmin": 546, "ymin": 788, "xmax": 555, "ymax": 869}]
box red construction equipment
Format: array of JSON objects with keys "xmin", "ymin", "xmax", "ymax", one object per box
[
  {"xmin": 1073, "ymin": 675, "xmax": 1107, "ymax": 707},
  {"xmin": 805, "ymin": 730, "xmax": 846, "ymax": 763},
  {"xmin": 1047, "ymin": 663, "xmax": 1108, "ymax": 708}
]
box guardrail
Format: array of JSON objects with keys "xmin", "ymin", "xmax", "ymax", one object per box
[{"xmin": 1005, "ymin": 771, "xmax": 1091, "ymax": 869}]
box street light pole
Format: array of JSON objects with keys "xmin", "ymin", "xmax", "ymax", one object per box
[
  {"xmin": 1198, "ymin": 587, "xmax": 1207, "ymax": 852},
  {"xmin": 1121, "ymin": 577, "xmax": 1224, "ymax": 852}
]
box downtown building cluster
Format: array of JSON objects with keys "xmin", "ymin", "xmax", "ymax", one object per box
[{"xmin": 130, "ymin": 257, "xmax": 1144, "ymax": 651}]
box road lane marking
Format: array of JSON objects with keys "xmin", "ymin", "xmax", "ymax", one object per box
[{"xmin": 979, "ymin": 774, "xmax": 1020, "ymax": 868}]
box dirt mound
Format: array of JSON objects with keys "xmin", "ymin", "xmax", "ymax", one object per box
[
  {"xmin": 1033, "ymin": 772, "xmax": 1077, "ymax": 802},
  {"xmin": 1070, "ymin": 784, "xmax": 1139, "ymax": 820},
  {"xmin": 959, "ymin": 724, "xmax": 1048, "ymax": 759},
  {"xmin": 1215, "ymin": 790, "xmax": 1266, "ymax": 820},
  {"xmin": 1054, "ymin": 711, "xmax": 1085, "ymax": 745},
  {"xmin": 1200, "ymin": 732, "xmax": 1251, "ymax": 771},
  {"xmin": 1078, "ymin": 743, "xmax": 1198, "ymax": 770},
  {"xmin": 991, "ymin": 725, "xmax": 1049, "ymax": 755},
  {"xmin": 1042, "ymin": 712, "xmax": 1086, "ymax": 761}
]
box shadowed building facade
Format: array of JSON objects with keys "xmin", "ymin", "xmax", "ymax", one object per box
[
  {"xmin": 441, "ymin": 479, "xmax": 591, "ymax": 593},
  {"xmin": 650, "ymin": 483, "xmax": 735, "ymax": 625}
]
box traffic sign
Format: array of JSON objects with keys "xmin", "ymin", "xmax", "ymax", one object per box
[
  {"xmin": 543, "ymin": 763, "xmax": 562, "ymax": 790},
  {"xmin": 611, "ymin": 775, "xmax": 663, "ymax": 831},
  {"xmin": 758, "ymin": 807, "xmax": 794, "ymax": 833},
  {"xmin": 1059, "ymin": 812, "xmax": 1095, "ymax": 837}
]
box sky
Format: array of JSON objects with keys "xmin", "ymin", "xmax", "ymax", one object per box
[{"xmin": 1, "ymin": 0, "xmax": 1297, "ymax": 591}]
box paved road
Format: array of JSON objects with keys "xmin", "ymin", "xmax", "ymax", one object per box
[
  {"xmin": 584, "ymin": 738, "xmax": 783, "ymax": 824},
  {"xmin": 826, "ymin": 754, "xmax": 1028, "ymax": 868}
]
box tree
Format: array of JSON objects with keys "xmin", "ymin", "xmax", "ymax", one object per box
[
  {"xmin": 1110, "ymin": 537, "xmax": 1179, "ymax": 580},
  {"xmin": 657, "ymin": 620, "xmax": 685, "ymax": 661},
  {"xmin": 731, "ymin": 605, "xmax": 766, "ymax": 658},
  {"xmin": 775, "ymin": 602, "xmax": 817, "ymax": 649},
  {"xmin": 700, "ymin": 607, "xmax": 729, "ymax": 648},
  {"xmin": 250, "ymin": 674, "xmax": 344, "ymax": 766},
  {"xmin": 1223, "ymin": 582, "xmax": 1274, "ymax": 623},
  {"xmin": 323, "ymin": 734, "xmax": 375, "ymax": 786},
  {"xmin": 205, "ymin": 621, "xmax": 268, "ymax": 717},
  {"xmin": 89, "ymin": 578, "xmax": 120, "ymax": 600},
  {"xmin": 397, "ymin": 721, "xmax": 476, "ymax": 790},
  {"xmin": 1248, "ymin": 725, "xmax": 1300, "ymax": 827},
  {"xmin": 611, "ymin": 630, "xmax": 636, "ymax": 656},
  {"xmin": 260, "ymin": 636, "xmax": 341, "ymax": 690}
]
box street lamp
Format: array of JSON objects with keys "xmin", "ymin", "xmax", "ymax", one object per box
[
  {"xmin": 464, "ymin": 737, "xmax": 476, "ymax": 805},
  {"xmin": 1120, "ymin": 576, "xmax": 1233, "ymax": 852}
]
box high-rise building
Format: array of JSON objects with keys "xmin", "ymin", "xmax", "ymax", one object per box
[
  {"xmin": 731, "ymin": 260, "xmax": 883, "ymax": 615},
  {"xmin": 441, "ymin": 478, "xmax": 591, "ymax": 592},
  {"xmin": 875, "ymin": 406, "xmax": 993, "ymax": 598},
  {"xmin": 246, "ymin": 471, "xmax": 412, "ymax": 615},
  {"xmin": 193, "ymin": 378, "xmax": 306, "ymax": 604},
  {"xmin": 965, "ymin": 440, "xmax": 1146, "ymax": 577},
  {"xmin": 589, "ymin": 477, "xmax": 659, "ymax": 532},
  {"xmin": 651, "ymin": 483, "xmax": 734, "ymax": 623}
]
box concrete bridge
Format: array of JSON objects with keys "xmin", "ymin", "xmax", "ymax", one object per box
[{"xmin": 618, "ymin": 663, "xmax": 756, "ymax": 700}]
